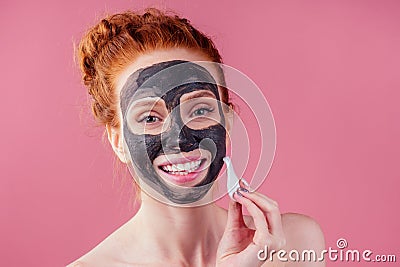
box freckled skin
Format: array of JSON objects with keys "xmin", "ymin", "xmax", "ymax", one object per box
[{"xmin": 120, "ymin": 60, "xmax": 226, "ymax": 204}]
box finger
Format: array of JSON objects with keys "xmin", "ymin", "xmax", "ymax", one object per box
[
  {"xmin": 226, "ymin": 197, "xmax": 246, "ymax": 229},
  {"xmin": 239, "ymin": 190, "xmax": 284, "ymax": 237},
  {"xmin": 241, "ymin": 190, "xmax": 279, "ymax": 210},
  {"xmin": 248, "ymin": 190, "xmax": 279, "ymax": 207},
  {"xmin": 234, "ymin": 192, "xmax": 269, "ymax": 246}
]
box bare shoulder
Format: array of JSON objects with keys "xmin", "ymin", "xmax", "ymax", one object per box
[
  {"xmin": 66, "ymin": 260, "xmax": 87, "ymax": 267},
  {"xmin": 66, "ymin": 221, "xmax": 136, "ymax": 267},
  {"xmin": 244, "ymin": 212, "xmax": 325, "ymax": 250},
  {"xmin": 65, "ymin": 238, "xmax": 117, "ymax": 267},
  {"xmin": 281, "ymin": 212, "xmax": 325, "ymax": 251}
]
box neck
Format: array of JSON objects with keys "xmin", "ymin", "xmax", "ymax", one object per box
[{"xmin": 132, "ymin": 192, "xmax": 226, "ymax": 265}]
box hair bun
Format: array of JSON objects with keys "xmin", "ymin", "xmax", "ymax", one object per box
[{"xmin": 79, "ymin": 18, "xmax": 124, "ymax": 87}]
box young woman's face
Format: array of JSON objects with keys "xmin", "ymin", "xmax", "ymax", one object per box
[{"xmin": 114, "ymin": 48, "xmax": 231, "ymax": 205}]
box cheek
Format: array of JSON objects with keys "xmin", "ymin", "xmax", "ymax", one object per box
[
  {"xmin": 225, "ymin": 133, "xmax": 231, "ymax": 147},
  {"xmin": 223, "ymin": 116, "xmax": 233, "ymax": 154}
]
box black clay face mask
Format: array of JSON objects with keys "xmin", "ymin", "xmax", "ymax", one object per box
[{"xmin": 120, "ymin": 60, "xmax": 226, "ymax": 204}]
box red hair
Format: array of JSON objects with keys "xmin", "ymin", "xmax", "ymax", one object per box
[{"xmin": 77, "ymin": 8, "xmax": 230, "ymax": 128}]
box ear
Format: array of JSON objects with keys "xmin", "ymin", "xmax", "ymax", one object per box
[
  {"xmin": 224, "ymin": 105, "xmax": 234, "ymax": 133},
  {"xmin": 106, "ymin": 124, "xmax": 129, "ymax": 163}
]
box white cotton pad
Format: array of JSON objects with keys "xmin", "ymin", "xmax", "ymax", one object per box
[{"xmin": 223, "ymin": 156, "xmax": 241, "ymax": 201}]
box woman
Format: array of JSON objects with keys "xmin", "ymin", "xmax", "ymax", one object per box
[{"xmin": 69, "ymin": 8, "xmax": 325, "ymax": 267}]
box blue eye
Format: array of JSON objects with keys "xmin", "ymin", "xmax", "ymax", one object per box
[{"xmin": 192, "ymin": 107, "xmax": 214, "ymax": 117}]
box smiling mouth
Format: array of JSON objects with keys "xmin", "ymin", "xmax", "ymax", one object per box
[{"xmin": 158, "ymin": 159, "xmax": 206, "ymax": 176}]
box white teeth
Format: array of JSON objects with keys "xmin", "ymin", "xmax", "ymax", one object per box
[
  {"xmin": 176, "ymin": 163, "xmax": 185, "ymax": 171},
  {"xmin": 183, "ymin": 162, "xmax": 191, "ymax": 170},
  {"xmin": 161, "ymin": 160, "xmax": 202, "ymax": 174},
  {"xmin": 190, "ymin": 161, "xmax": 197, "ymax": 169}
]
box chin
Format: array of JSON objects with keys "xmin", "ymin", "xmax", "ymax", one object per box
[{"xmin": 153, "ymin": 149, "xmax": 211, "ymax": 187}]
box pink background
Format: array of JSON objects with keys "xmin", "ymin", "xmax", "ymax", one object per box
[{"xmin": 1, "ymin": 0, "xmax": 399, "ymax": 266}]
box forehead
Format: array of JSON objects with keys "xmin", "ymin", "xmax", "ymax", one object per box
[{"xmin": 115, "ymin": 48, "xmax": 223, "ymax": 103}]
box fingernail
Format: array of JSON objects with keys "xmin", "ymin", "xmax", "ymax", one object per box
[
  {"xmin": 238, "ymin": 187, "xmax": 249, "ymax": 193},
  {"xmin": 235, "ymin": 190, "xmax": 243, "ymax": 197},
  {"xmin": 241, "ymin": 179, "xmax": 250, "ymax": 187},
  {"xmin": 239, "ymin": 178, "xmax": 252, "ymax": 191}
]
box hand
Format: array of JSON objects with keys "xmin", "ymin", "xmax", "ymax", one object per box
[{"xmin": 216, "ymin": 182, "xmax": 286, "ymax": 267}]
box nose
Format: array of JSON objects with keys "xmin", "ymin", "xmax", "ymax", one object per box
[
  {"xmin": 160, "ymin": 121, "xmax": 180, "ymax": 154},
  {"xmin": 161, "ymin": 120, "xmax": 198, "ymax": 154},
  {"xmin": 178, "ymin": 125, "xmax": 198, "ymax": 152}
]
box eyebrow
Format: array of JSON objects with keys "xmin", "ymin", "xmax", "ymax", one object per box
[
  {"xmin": 181, "ymin": 90, "xmax": 217, "ymax": 101},
  {"xmin": 129, "ymin": 97, "xmax": 162, "ymax": 109}
]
